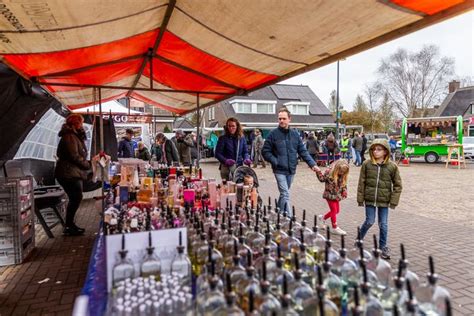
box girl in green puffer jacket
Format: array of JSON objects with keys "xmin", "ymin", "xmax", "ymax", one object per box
[{"xmin": 357, "ymin": 139, "xmax": 402, "ymax": 260}]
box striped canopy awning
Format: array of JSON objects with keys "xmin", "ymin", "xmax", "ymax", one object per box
[{"xmin": 0, "ymin": 0, "xmax": 470, "ymax": 114}]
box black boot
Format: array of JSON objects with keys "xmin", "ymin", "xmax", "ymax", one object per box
[
  {"xmin": 63, "ymin": 226, "xmax": 85, "ymax": 236},
  {"xmin": 72, "ymin": 223, "xmax": 86, "ymax": 233}
]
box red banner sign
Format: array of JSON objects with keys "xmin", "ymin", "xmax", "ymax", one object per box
[{"xmin": 103, "ymin": 114, "xmax": 152, "ymax": 124}]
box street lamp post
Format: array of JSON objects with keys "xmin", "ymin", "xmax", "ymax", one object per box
[{"xmin": 336, "ymin": 60, "xmax": 340, "ymax": 141}]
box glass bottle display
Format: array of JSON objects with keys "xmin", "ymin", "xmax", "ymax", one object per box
[
  {"xmin": 415, "ymin": 256, "xmax": 450, "ymax": 315},
  {"xmin": 140, "ymin": 232, "xmax": 162, "ymax": 279},
  {"xmin": 112, "ymin": 234, "xmax": 135, "ymax": 286},
  {"xmin": 170, "ymin": 231, "xmax": 192, "ymax": 286},
  {"xmin": 196, "ymin": 262, "xmax": 226, "ymax": 315}
]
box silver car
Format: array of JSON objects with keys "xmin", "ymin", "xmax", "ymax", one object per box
[{"xmin": 463, "ymin": 137, "xmax": 474, "ymax": 159}]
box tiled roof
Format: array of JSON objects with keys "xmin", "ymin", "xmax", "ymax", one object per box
[{"xmin": 435, "ymin": 86, "xmax": 474, "ymax": 117}]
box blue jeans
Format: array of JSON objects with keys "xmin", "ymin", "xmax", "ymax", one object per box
[
  {"xmin": 354, "ymin": 150, "xmax": 362, "ymax": 166},
  {"xmin": 274, "ymin": 173, "xmax": 295, "ymax": 214},
  {"xmin": 359, "ymin": 205, "xmax": 389, "ymax": 249}
]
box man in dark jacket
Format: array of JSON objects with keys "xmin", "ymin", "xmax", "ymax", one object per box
[
  {"xmin": 262, "ymin": 108, "xmax": 318, "ymax": 214},
  {"xmin": 352, "ymin": 132, "xmax": 363, "ymax": 166},
  {"xmin": 118, "ymin": 128, "xmax": 134, "ymax": 158},
  {"xmin": 156, "ymin": 132, "xmax": 178, "ymax": 166},
  {"xmin": 361, "ymin": 132, "xmax": 368, "ymax": 163}
]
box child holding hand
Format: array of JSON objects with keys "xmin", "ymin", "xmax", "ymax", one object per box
[{"xmin": 314, "ymin": 159, "xmax": 350, "ymax": 235}]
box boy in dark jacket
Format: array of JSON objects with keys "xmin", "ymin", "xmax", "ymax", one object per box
[
  {"xmin": 262, "ymin": 108, "xmax": 317, "ymax": 214},
  {"xmin": 357, "ymin": 139, "xmax": 402, "ymax": 259}
]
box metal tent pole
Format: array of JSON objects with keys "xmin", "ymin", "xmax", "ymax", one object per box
[
  {"xmin": 196, "ymin": 93, "xmax": 201, "ymax": 168},
  {"xmin": 99, "ymin": 88, "xmax": 104, "ymax": 151}
]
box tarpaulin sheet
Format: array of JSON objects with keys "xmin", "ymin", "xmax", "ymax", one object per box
[{"xmin": 0, "ymin": 0, "xmax": 469, "ymax": 114}]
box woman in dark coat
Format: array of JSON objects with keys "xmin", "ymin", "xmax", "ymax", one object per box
[
  {"xmin": 55, "ymin": 114, "xmax": 90, "ymax": 236},
  {"xmin": 215, "ymin": 117, "xmax": 251, "ymax": 180}
]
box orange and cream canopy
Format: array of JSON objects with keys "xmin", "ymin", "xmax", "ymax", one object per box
[{"xmin": 0, "ymin": 0, "xmax": 470, "ymax": 114}]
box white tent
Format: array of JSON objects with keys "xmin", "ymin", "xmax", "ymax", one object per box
[{"xmin": 72, "ymin": 100, "xmax": 143, "ymax": 115}]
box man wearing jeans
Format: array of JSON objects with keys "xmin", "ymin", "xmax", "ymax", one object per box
[{"xmin": 262, "ymin": 107, "xmax": 318, "ymax": 214}]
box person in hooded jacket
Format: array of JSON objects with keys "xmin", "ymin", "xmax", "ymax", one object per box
[
  {"xmin": 55, "ymin": 114, "xmax": 91, "ymax": 236},
  {"xmin": 357, "ymin": 139, "xmax": 402, "ymax": 260}
]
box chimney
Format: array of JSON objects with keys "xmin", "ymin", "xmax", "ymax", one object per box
[{"xmin": 448, "ymin": 80, "xmax": 460, "ymax": 93}]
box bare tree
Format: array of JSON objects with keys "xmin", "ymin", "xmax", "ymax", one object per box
[
  {"xmin": 327, "ymin": 89, "xmax": 337, "ymax": 114},
  {"xmin": 378, "ymin": 92, "xmax": 396, "ymax": 133},
  {"xmin": 377, "ymin": 45, "xmax": 454, "ymax": 117},
  {"xmin": 364, "ymin": 83, "xmax": 382, "ymax": 133}
]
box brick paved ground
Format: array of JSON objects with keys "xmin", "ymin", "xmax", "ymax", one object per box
[
  {"xmin": 202, "ymin": 159, "xmax": 474, "ymax": 315},
  {"xmin": 0, "ymin": 199, "xmax": 100, "ymax": 316},
  {"xmin": 0, "ymin": 160, "xmax": 472, "ymax": 315}
]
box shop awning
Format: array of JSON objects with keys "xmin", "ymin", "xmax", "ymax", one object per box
[{"xmin": 0, "ymin": 0, "xmax": 470, "ymax": 114}]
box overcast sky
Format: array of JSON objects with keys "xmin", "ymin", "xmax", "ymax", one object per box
[{"xmin": 282, "ymin": 11, "xmax": 473, "ymax": 111}]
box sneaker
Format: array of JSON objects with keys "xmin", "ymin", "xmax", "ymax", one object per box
[
  {"xmin": 317, "ymin": 215, "xmax": 327, "ymax": 230},
  {"xmin": 330, "ymin": 226, "xmax": 347, "ymax": 236},
  {"xmin": 381, "ymin": 247, "xmax": 391, "ymax": 260},
  {"xmin": 72, "ymin": 224, "xmax": 86, "ymax": 233}
]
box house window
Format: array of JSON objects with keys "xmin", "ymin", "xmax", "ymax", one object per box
[
  {"xmin": 231, "ymin": 99, "xmax": 276, "ymax": 114},
  {"xmin": 284, "ymin": 102, "xmax": 309, "ymax": 115},
  {"xmin": 256, "ymin": 103, "xmax": 274, "ymax": 114},
  {"xmin": 208, "ymin": 107, "xmax": 215, "ymax": 120}
]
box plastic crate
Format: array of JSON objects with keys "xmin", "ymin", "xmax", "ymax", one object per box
[{"xmin": 0, "ymin": 176, "xmax": 35, "ymax": 266}]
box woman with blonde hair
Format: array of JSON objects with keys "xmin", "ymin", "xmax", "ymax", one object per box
[
  {"xmin": 55, "ymin": 113, "xmax": 90, "ymax": 236},
  {"xmin": 314, "ymin": 159, "xmax": 350, "ymax": 235},
  {"xmin": 215, "ymin": 117, "xmax": 252, "ymax": 180}
]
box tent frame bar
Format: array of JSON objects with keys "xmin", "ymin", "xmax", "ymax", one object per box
[
  {"xmin": 126, "ymin": 0, "xmax": 177, "ymax": 98},
  {"xmin": 35, "ymin": 81, "xmax": 233, "ymax": 95}
]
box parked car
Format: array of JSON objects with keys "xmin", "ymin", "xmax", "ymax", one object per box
[{"xmin": 463, "ymin": 136, "xmax": 474, "ymax": 159}]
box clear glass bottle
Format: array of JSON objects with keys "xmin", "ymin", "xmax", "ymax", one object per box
[
  {"xmin": 324, "ymin": 228, "xmax": 340, "ymax": 265},
  {"xmin": 246, "ymin": 215, "xmax": 265, "ymax": 257},
  {"xmin": 236, "ymin": 249, "xmax": 261, "ymax": 312},
  {"xmin": 415, "ymin": 256, "xmax": 450, "ymax": 315},
  {"xmin": 237, "ymin": 223, "xmax": 253, "ymax": 268},
  {"xmin": 207, "ymin": 230, "xmax": 224, "ymax": 275},
  {"xmin": 306, "ymin": 214, "xmax": 326, "ymax": 263},
  {"xmin": 403, "ymin": 279, "xmax": 420, "ymax": 315},
  {"xmin": 112, "ymin": 234, "xmax": 135, "ymax": 286},
  {"xmin": 194, "ymin": 232, "xmax": 209, "ymax": 276},
  {"xmin": 397, "ymin": 244, "xmax": 420, "ymax": 292},
  {"xmin": 322, "ymin": 245, "xmax": 343, "ymax": 310},
  {"xmin": 258, "ymin": 262, "xmax": 281, "ymax": 316},
  {"xmin": 347, "ymin": 227, "xmax": 372, "ymax": 266},
  {"xmin": 281, "ymin": 220, "xmax": 301, "ymax": 269},
  {"xmin": 254, "ymin": 234, "xmax": 277, "ymax": 281},
  {"xmin": 271, "ymin": 212, "xmax": 288, "ymax": 244},
  {"xmin": 380, "ymin": 260, "xmax": 407, "ymax": 315},
  {"xmin": 333, "ymin": 234, "xmax": 359, "ymax": 287},
  {"xmin": 302, "ymin": 265, "xmax": 339, "ymax": 316},
  {"xmin": 141, "ymin": 232, "xmax": 162, "ymax": 279},
  {"xmin": 360, "ymin": 261, "xmax": 384, "ymax": 316},
  {"xmin": 290, "ymin": 253, "xmax": 314, "ymax": 313},
  {"xmin": 226, "ymin": 239, "xmax": 247, "ymax": 290},
  {"xmin": 222, "ymin": 222, "xmax": 239, "ymax": 268},
  {"xmin": 367, "ymin": 234, "xmax": 392, "ymax": 291},
  {"xmin": 278, "ymin": 274, "xmax": 299, "ymax": 316},
  {"xmin": 196, "ymin": 274, "xmax": 226, "ymax": 315},
  {"xmin": 214, "ymin": 274, "xmax": 245, "ymax": 316},
  {"xmin": 295, "ymin": 209, "xmax": 313, "ymax": 243},
  {"xmin": 297, "ymin": 230, "xmax": 316, "ymax": 286},
  {"xmin": 350, "ymin": 285, "xmax": 364, "ymax": 316},
  {"xmin": 170, "ymin": 231, "xmax": 192, "ymax": 286},
  {"xmin": 271, "ymin": 244, "xmax": 294, "ymax": 296}
]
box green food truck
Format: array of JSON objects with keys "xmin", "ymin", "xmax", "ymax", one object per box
[{"xmin": 401, "ymin": 116, "xmax": 463, "ymax": 163}]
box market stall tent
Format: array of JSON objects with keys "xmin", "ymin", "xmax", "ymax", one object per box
[{"xmin": 0, "ymin": 0, "xmax": 471, "ymax": 115}]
